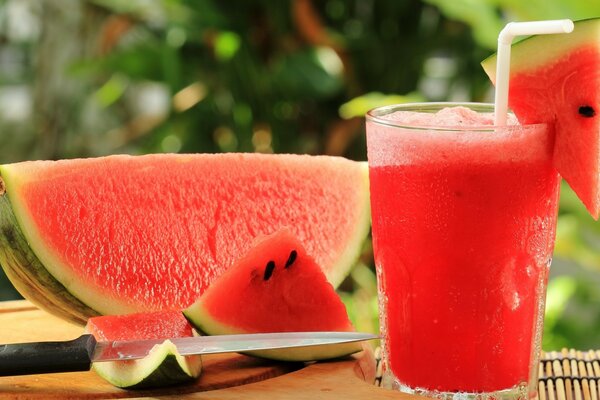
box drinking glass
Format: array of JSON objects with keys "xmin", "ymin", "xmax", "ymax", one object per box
[{"xmin": 366, "ymin": 102, "xmax": 560, "ymax": 399}]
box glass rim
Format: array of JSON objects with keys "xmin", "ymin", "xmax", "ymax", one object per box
[{"xmin": 365, "ymin": 102, "xmax": 548, "ymax": 132}]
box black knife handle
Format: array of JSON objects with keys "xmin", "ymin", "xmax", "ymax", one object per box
[{"xmin": 0, "ymin": 334, "xmax": 97, "ymax": 376}]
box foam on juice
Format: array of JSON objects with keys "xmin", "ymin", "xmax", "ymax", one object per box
[{"xmin": 367, "ymin": 107, "xmax": 549, "ymax": 168}]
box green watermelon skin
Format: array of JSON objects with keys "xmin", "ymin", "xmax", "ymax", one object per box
[
  {"xmin": 184, "ymin": 229, "xmax": 362, "ymax": 362},
  {"xmin": 0, "ymin": 154, "xmax": 370, "ymax": 323},
  {"xmin": 481, "ymin": 18, "xmax": 600, "ymax": 218},
  {"xmin": 86, "ymin": 311, "xmax": 202, "ymax": 389}
]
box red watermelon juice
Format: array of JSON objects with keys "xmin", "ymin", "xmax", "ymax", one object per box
[{"xmin": 366, "ymin": 103, "xmax": 560, "ymax": 398}]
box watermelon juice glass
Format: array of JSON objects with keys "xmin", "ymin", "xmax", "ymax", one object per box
[{"xmin": 365, "ymin": 103, "xmax": 560, "ymax": 399}]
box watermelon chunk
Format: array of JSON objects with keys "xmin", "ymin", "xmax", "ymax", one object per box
[
  {"xmin": 0, "ymin": 154, "xmax": 370, "ymax": 324},
  {"xmin": 183, "ymin": 229, "xmax": 362, "ymax": 362},
  {"xmin": 481, "ymin": 18, "xmax": 600, "ymax": 218},
  {"xmin": 85, "ymin": 311, "xmax": 202, "ymax": 389}
]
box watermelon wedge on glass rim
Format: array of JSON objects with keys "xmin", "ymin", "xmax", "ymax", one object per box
[
  {"xmin": 481, "ymin": 17, "xmax": 600, "ymax": 218},
  {"xmin": 0, "ymin": 153, "xmax": 371, "ymax": 324}
]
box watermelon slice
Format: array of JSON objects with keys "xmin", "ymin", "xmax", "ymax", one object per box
[
  {"xmin": 0, "ymin": 154, "xmax": 370, "ymax": 324},
  {"xmin": 481, "ymin": 18, "xmax": 600, "ymax": 218},
  {"xmin": 85, "ymin": 311, "xmax": 202, "ymax": 389},
  {"xmin": 183, "ymin": 229, "xmax": 362, "ymax": 362}
]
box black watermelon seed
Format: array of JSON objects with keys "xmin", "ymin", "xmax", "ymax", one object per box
[
  {"xmin": 263, "ymin": 260, "xmax": 276, "ymax": 280},
  {"xmin": 285, "ymin": 250, "xmax": 298, "ymax": 268},
  {"xmin": 579, "ymin": 106, "xmax": 596, "ymax": 118}
]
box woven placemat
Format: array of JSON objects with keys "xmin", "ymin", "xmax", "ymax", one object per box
[
  {"xmin": 539, "ymin": 349, "xmax": 600, "ymax": 400},
  {"xmin": 374, "ymin": 348, "xmax": 600, "ymax": 399}
]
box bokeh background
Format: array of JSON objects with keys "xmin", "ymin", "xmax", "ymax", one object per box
[{"xmin": 0, "ymin": 0, "xmax": 599, "ymax": 350}]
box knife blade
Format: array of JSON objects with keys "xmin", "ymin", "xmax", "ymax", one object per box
[{"xmin": 0, "ymin": 331, "xmax": 378, "ymax": 376}]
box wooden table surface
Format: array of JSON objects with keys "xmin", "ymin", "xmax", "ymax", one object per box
[{"xmin": 0, "ymin": 300, "xmax": 415, "ymax": 399}]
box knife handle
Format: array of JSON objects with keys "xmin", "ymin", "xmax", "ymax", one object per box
[{"xmin": 0, "ymin": 334, "xmax": 97, "ymax": 376}]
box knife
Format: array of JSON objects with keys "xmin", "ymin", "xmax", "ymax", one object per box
[{"xmin": 0, "ymin": 331, "xmax": 378, "ymax": 376}]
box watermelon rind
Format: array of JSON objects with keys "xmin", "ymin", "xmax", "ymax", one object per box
[
  {"xmin": 0, "ymin": 193, "xmax": 99, "ymax": 324},
  {"xmin": 92, "ymin": 340, "xmax": 202, "ymax": 390},
  {"xmin": 183, "ymin": 306, "xmax": 362, "ymax": 362},
  {"xmin": 0, "ymin": 154, "xmax": 371, "ymax": 322},
  {"xmin": 326, "ymin": 162, "xmax": 371, "ymax": 287}
]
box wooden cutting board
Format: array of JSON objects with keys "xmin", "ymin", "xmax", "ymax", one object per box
[{"xmin": 0, "ymin": 300, "xmax": 414, "ymax": 399}]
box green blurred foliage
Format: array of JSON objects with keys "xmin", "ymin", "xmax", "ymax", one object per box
[
  {"xmin": 0, "ymin": 0, "xmax": 493, "ymax": 161},
  {"xmin": 0, "ymin": 0, "xmax": 599, "ymax": 351}
]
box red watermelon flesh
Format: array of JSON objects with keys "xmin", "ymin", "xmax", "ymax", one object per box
[
  {"xmin": 481, "ymin": 18, "xmax": 600, "ymax": 218},
  {"xmin": 184, "ymin": 229, "xmax": 354, "ymax": 334},
  {"xmin": 0, "ymin": 154, "xmax": 370, "ymax": 317},
  {"xmin": 86, "ymin": 311, "xmax": 193, "ymax": 341}
]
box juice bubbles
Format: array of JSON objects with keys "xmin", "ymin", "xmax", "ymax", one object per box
[{"xmin": 366, "ymin": 103, "xmax": 560, "ymax": 398}]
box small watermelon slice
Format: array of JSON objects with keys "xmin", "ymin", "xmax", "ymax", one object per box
[
  {"xmin": 0, "ymin": 153, "xmax": 370, "ymax": 324},
  {"xmin": 481, "ymin": 18, "xmax": 600, "ymax": 218},
  {"xmin": 86, "ymin": 311, "xmax": 202, "ymax": 389},
  {"xmin": 183, "ymin": 229, "xmax": 362, "ymax": 362}
]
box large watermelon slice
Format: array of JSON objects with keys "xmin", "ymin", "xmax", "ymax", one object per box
[
  {"xmin": 481, "ymin": 18, "xmax": 600, "ymax": 218},
  {"xmin": 86, "ymin": 311, "xmax": 202, "ymax": 389},
  {"xmin": 183, "ymin": 229, "xmax": 361, "ymax": 362},
  {"xmin": 0, "ymin": 154, "xmax": 370, "ymax": 324}
]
